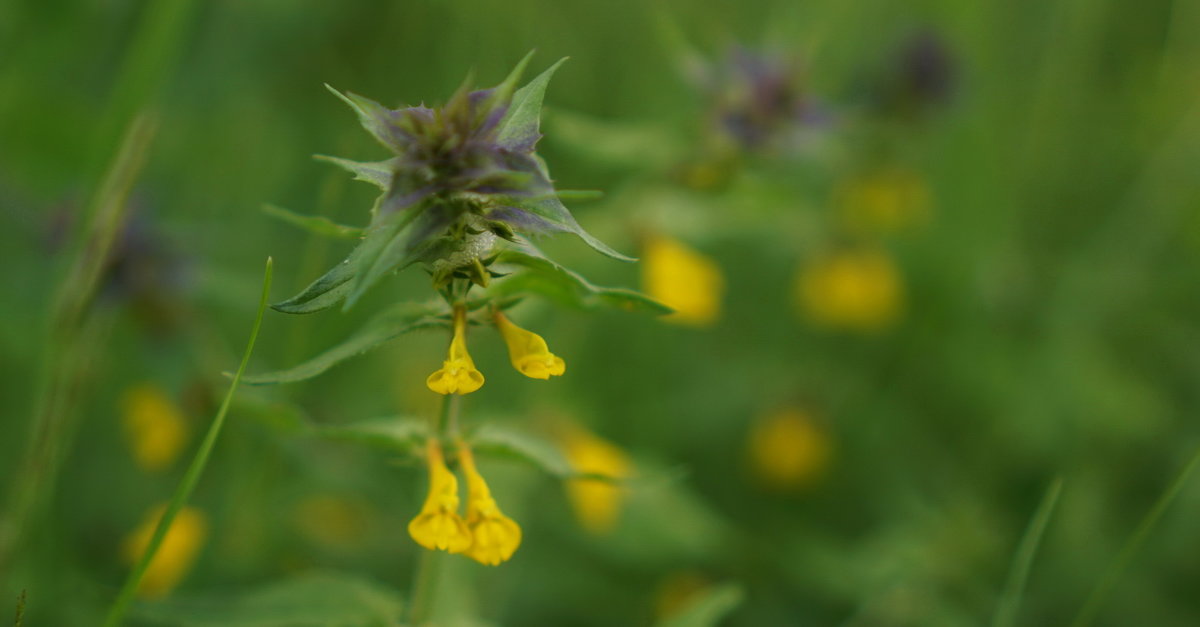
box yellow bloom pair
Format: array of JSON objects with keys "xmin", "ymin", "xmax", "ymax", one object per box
[
  {"xmin": 408, "ymin": 439, "xmax": 522, "ymax": 565},
  {"xmin": 426, "ymin": 307, "xmax": 565, "ymax": 395}
]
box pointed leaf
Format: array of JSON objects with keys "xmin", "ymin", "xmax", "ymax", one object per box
[
  {"xmin": 313, "ymin": 155, "xmax": 395, "ymax": 190},
  {"xmin": 325, "ymin": 84, "xmax": 402, "ymax": 153},
  {"xmin": 499, "ymin": 189, "xmax": 634, "ymax": 261},
  {"xmin": 490, "ymin": 245, "xmax": 671, "ymax": 314},
  {"xmin": 243, "ymin": 302, "xmax": 447, "ymax": 385},
  {"xmin": 343, "ymin": 206, "xmax": 447, "ymax": 310},
  {"xmin": 468, "ymin": 423, "xmax": 574, "ymax": 478},
  {"xmin": 261, "ymin": 204, "xmax": 363, "ymax": 240},
  {"xmin": 270, "ymin": 258, "xmax": 356, "ymax": 314},
  {"xmin": 495, "ymin": 57, "xmax": 566, "ymax": 152},
  {"xmin": 475, "ymin": 50, "xmax": 535, "ymax": 117},
  {"xmin": 314, "ymin": 416, "xmax": 428, "ymax": 454}
]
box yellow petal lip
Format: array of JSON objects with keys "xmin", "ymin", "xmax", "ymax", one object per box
[
  {"xmin": 494, "ymin": 313, "xmax": 565, "ymax": 381},
  {"xmin": 408, "ymin": 440, "xmax": 473, "ymax": 553},
  {"xmin": 427, "ymin": 307, "xmax": 485, "ymax": 395},
  {"xmin": 458, "ymin": 442, "xmax": 522, "ymax": 565}
]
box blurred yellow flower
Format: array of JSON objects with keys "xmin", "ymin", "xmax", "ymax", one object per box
[
  {"xmin": 837, "ymin": 167, "xmax": 931, "ymax": 233},
  {"xmin": 120, "ymin": 383, "xmax": 189, "ymax": 472},
  {"xmin": 559, "ymin": 425, "xmax": 631, "ymax": 534},
  {"xmin": 426, "ymin": 307, "xmax": 485, "ymax": 395},
  {"xmin": 797, "ymin": 248, "xmax": 903, "ymax": 331},
  {"xmin": 122, "ymin": 503, "xmax": 208, "ymax": 598},
  {"xmin": 746, "ymin": 407, "xmax": 833, "ymax": 490},
  {"xmin": 494, "ymin": 312, "xmax": 565, "ymax": 380},
  {"xmin": 457, "ymin": 443, "xmax": 522, "ymax": 565},
  {"xmin": 654, "ymin": 570, "xmax": 713, "ymax": 619},
  {"xmin": 408, "ymin": 439, "xmax": 472, "ymax": 553},
  {"xmin": 642, "ymin": 235, "xmax": 724, "ymax": 327}
]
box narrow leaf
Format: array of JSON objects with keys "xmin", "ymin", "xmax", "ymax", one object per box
[
  {"xmin": 325, "ymin": 84, "xmax": 402, "ymax": 153},
  {"xmin": 243, "ymin": 302, "xmax": 448, "ymax": 385},
  {"xmin": 270, "ymin": 258, "xmax": 356, "ymax": 314},
  {"xmin": 490, "ymin": 246, "xmax": 671, "ymax": 314},
  {"xmin": 992, "ymin": 478, "xmax": 1063, "ymax": 627},
  {"xmin": 313, "ymin": 155, "xmax": 395, "ymax": 191},
  {"xmin": 469, "ymin": 424, "xmax": 574, "ymax": 478},
  {"xmin": 654, "ymin": 583, "xmax": 744, "ymax": 627},
  {"xmin": 261, "ymin": 204, "xmax": 363, "ymax": 240},
  {"xmin": 496, "ymin": 57, "xmax": 567, "ymax": 152},
  {"xmin": 314, "ymin": 416, "xmax": 428, "ymax": 454}
]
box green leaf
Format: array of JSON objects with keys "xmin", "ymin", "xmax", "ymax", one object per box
[
  {"xmin": 476, "ymin": 50, "xmax": 535, "ymax": 119},
  {"xmin": 270, "ymin": 257, "xmax": 356, "ymax": 314},
  {"xmin": 490, "ymin": 245, "xmax": 672, "ymax": 315},
  {"xmin": 653, "ymin": 583, "xmax": 744, "ymax": 627},
  {"xmin": 325, "ymin": 84, "xmax": 402, "ymax": 153},
  {"xmin": 313, "ymin": 155, "xmax": 395, "ymax": 191},
  {"xmin": 499, "ymin": 188, "xmax": 635, "ymax": 261},
  {"xmin": 342, "ymin": 206, "xmax": 432, "ymax": 310},
  {"xmin": 131, "ymin": 571, "xmax": 403, "ymax": 627},
  {"xmin": 243, "ymin": 302, "xmax": 447, "ymax": 385},
  {"xmin": 495, "ymin": 57, "xmax": 566, "ymax": 151},
  {"xmin": 313, "ymin": 415, "xmax": 428, "ymax": 454},
  {"xmin": 468, "ymin": 423, "xmax": 574, "ymax": 478},
  {"xmin": 261, "ymin": 204, "xmax": 363, "ymax": 240}
]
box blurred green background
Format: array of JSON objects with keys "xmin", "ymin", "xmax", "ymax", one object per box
[{"xmin": 3, "ymin": 0, "xmax": 1200, "ymax": 625}]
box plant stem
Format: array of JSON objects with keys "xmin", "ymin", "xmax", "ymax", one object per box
[
  {"xmin": 407, "ymin": 393, "xmax": 462, "ymax": 626},
  {"xmin": 101, "ymin": 257, "xmax": 273, "ymax": 627},
  {"xmin": 992, "ymin": 478, "xmax": 1063, "ymax": 627}
]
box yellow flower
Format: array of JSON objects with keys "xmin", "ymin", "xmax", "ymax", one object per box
[
  {"xmin": 559, "ymin": 424, "xmax": 631, "ymax": 534},
  {"xmin": 797, "ymin": 248, "xmax": 903, "ymax": 331},
  {"xmin": 494, "ymin": 312, "xmax": 565, "ymax": 380},
  {"xmin": 837, "ymin": 167, "xmax": 931, "ymax": 233},
  {"xmin": 120, "ymin": 383, "xmax": 189, "ymax": 472},
  {"xmin": 457, "ymin": 443, "xmax": 522, "ymax": 565},
  {"xmin": 408, "ymin": 439, "xmax": 473, "ymax": 553},
  {"xmin": 642, "ymin": 235, "xmax": 724, "ymax": 327},
  {"xmin": 746, "ymin": 407, "xmax": 833, "ymax": 490},
  {"xmin": 122, "ymin": 503, "xmax": 208, "ymax": 598},
  {"xmin": 426, "ymin": 307, "xmax": 485, "ymax": 395}
]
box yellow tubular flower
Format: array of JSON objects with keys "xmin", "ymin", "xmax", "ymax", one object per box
[
  {"xmin": 457, "ymin": 443, "xmax": 522, "ymax": 565},
  {"xmin": 120, "ymin": 383, "xmax": 189, "ymax": 472},
  {"xmin": 797, "ymin": 248, "xmax": 903, "ymax": 331},
  {"xmin": 122, "ymin": 504, "xmax": 208, "ymax": 598},
  {"xmin": 747, "ymin": 407, "xmax": 833, "ymax": 490},
  {"xmin": 408, "ymin": 439, "xmax": 473, "ymax": 553},
  {"xmin": 493, "ymin": 313, "xmax": 565, "ymax": 380},
  {"xmin": 426, "ymin": 307, "xmax": 485, "ymax": 395},
  {"xmin": 559, "ymin": 425, "xmax": 631, "ymax": 534},
  {"xmin": 641, "ymin": 235, "xmax": 724, "ymax": 327}
]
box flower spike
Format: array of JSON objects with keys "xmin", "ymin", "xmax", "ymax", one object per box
[
  {"xmin": 407, "ymin": 439, "xmax": 473, "ymax": 553},
  {"xmin": 427, "ymin": 307, "xmax": 485, "ymax": 394},
  {"xmin": 457, "ymin": 442, "xmax": 522, "ymax": 565},
  {"xmin": 494, "ymin": 312, "xmax": 565, "ymax": 380}
]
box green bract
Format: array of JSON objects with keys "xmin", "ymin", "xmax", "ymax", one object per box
[{"xmin": 272, "ymin": 54, "xmax": 638, "ymax": 314}]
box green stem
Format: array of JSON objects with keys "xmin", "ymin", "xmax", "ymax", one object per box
[
  {"xmin": 102, "ymin": 257, "xmax": 274, "ymax": 627},
  {"xmin": 1069, "ymin": 445, "xmax": 1200, "ymax": 627},
  {"xmin": 407, "ymin": 393, "xmax": 462, "ymax": 626}
]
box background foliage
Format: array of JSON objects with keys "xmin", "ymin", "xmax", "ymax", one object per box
[{"xmin": 3, "ymin": 0, "xmax": 1200, "ymax": 625}]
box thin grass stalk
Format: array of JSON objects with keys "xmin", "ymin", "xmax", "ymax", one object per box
[
  {"xmin": 992, "ymin": 477, "xmax": 1063, "ymax": 627},
  {"xmin": 102, "ymin": 257, "xmax": 274, "ymax": 627}
]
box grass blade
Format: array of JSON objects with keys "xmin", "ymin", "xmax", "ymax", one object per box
[
  {"xmin": 102, "ymin": 257, "xmax": 274, "ymax": 627},
  {"xmin": 1069, "ymin": 445, "xmax": 1200, "ymax": 627},
  {"xmin": 992, "ymin": 477, "xmax": 1063, "ymax": 627}
]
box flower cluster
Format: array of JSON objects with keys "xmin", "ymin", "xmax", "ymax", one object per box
[
  {"xmin": 426, "ymin": 306, "xmax": 564, "ymax": 395},
  {"xmin": 408, "ymin": 439, "xmax": 521, "ymax": 566}
]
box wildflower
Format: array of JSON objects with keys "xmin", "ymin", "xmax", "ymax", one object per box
[
  {"xmin": 642, "ymin": 235, "xmax": 724, "ymax": 327},
  {"xmin": 836, "ymin": 167, "xmax": 931, "ymax": 234},
  {"xmin": 494, "ymin": 312, "xmax": 565, "ymax": 380},
  {"xmin": 408, "ymin": 439, "xmax": 472, "ymax": 553},
  {"xmin": 426, "ymin": 307, "xmax": 485, "ymax": 395},
  {"xmin": 796, "ymin": 248, "xmax": 903, "ymax": 331},
  {"xmin": 746, "ymin": 407, "xmax": 833, "ymax": 490},
  {"xmin": 120, "ymin": 383, "xmax": 189, "ymax": 472},
  {"xmin": 559, "ymin": 424, "xmax": 631, "ymax": 534},
  {"xmin": 121, "ymin": 504, "xmax": 208, "ymax": 598},
  {"xmin": 457, "ymin": 442, "xmax": 522, "ymax": 565}
]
